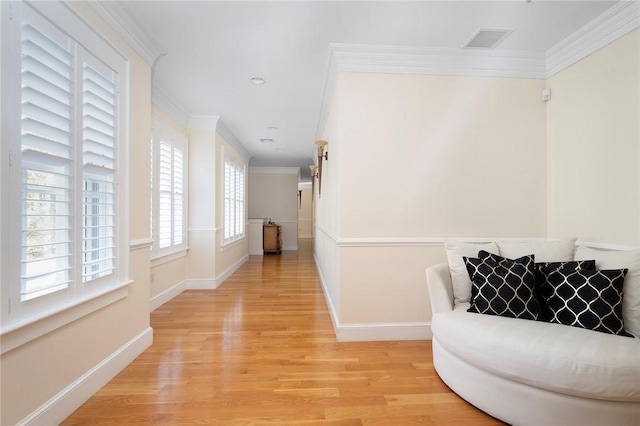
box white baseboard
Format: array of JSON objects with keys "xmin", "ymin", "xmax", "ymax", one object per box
[
  {"xmin": 18, "ymin": 327, "xmax": 153, "ymax": 426},
  {"xmin": 184, "ymin": 278, "xmax": 217, "ymax": 290},
  {"xmin": 313, "ymin": 254, "xmax": 429, "ymax": 342},
  {"xmin": 336, "ymin": 322, "xmax": 432, "ymax": 342},
  {"xmin": 283, "ymin": 244, "xmax": 298, "ymax": 251},
  {"xmin": 314, "ymin": 253, "xmax": 340, "ymax": 337},
  {"xmin": 249, "ymin": 248, "xmax": 264, "ymax": 255},
  {"xmin": 150, "ymin": 280, "xmax": 186, "ymax": 311},
  {"xmin": 215, "ymin": 254, "xmax": 249, "ymax": 286}
]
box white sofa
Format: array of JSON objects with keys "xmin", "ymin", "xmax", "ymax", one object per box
[{"xmin": 426, "ymin": 241, "xmax": 640, "ymax": 426}]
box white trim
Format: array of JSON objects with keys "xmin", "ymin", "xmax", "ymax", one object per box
[
  {"xmin": 576, "ymin": 241, "xmax": 639, "ymax": 251},
  {"xmin": 218, "ymin": 119, "xmax": 251, "ymax": 162},
  {"xmin": 186, "ymin": 116, "xmax": 251, "ymax": 162},
  {"xmin": 546, "ymin": 1, "xmax": 640, "ymax": 78},
  {"xmin": 250, "ymin": 167, "xmax": 301, "ymax": 175},
  {"xmin": 336, "ymin": 322, "xmax": 432, "ymax": 342},
  {"xmin": 249, "ymin": 248, "xmax": 264, "ymax": 256},
  {"xmin": 282, "ymin": 244, "xmax": 299, "ymax": 251},
  {"xmin": 329, "ymin": 43, "xmax": 547, "ymax": 78},
  {"xmin": 314, "ymin": 253, "xmax": 430, "ymax": 342},
  {"xmin": 184, "ymin": 278, "xmax": 217, "ymax": 290},
  {"xmin": 1, "ymin": 281, "xmax": 131, "ymax": 354},
  {"xmin": 220, "ymin": 236, "xmax": 246, "ymax": 252},
  {"xmin": 215, "ymin": 254, "xmax": 249, "ymax": 286},
  {"xmin": 152, "ymin": 83, "xmax": 190, "ymax": 129},
  {"xmin": 316, "ymin": 232, "xmax": 638, "ymax": 251},
  {"xmin": 150, "ymin": 280, "xmax": 186, "ymax": 311},
  {"xmin": 314, "ymin": 253, "xmax": 340, "ymax": 336},
  {"xmin": 86, "ymin": 1, "xmax": 163, "ymax": 65},
  {"xmin": 17, "ymin": 327, "xmax": 153, "ymax": 426},
  {"xmin": 129, "ymin": 237, "xmax": 154, "ymax": 250},
  {"xmin": 188, "ymin": 115, "xmax": 220, "ymax": 130}
]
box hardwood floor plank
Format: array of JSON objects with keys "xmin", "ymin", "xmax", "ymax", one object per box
[{"xmin": 62, "ymin": 240, "xmax": 504, "ymax": 425}]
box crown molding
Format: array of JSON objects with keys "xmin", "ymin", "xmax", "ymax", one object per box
[
  {"xmin": 546, "ymin": 0, "xmax": 640, "ymax": 78},
  {"xmin": 217, "ymin": 120, "xmax": 251, "ymax": 161},
  {"xmin": 329, "ymin": 43, "xmax": 547, "ymax": 79},
  {"xmin": 250, "ymin": 167, "xmax": 300, "ymax": 175},
  {"xmin": 188, "ymin": 115, "xmax": 220, "ymax": 131},
  {"xmin": 315, "ymin": 43, "xmax": 546, "ymax": 140},
  {"xmin": 187, "ymin": 116, "xmax": 251, "ymax": 161},
  {"xmin": 152, "ymin": 84, "xmax": 190, "ymax": 128},
  {"xmin": 87, "ymin": 0, "xmax": 164, "ymax": 65}
]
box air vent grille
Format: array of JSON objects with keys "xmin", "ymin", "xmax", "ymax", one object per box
[{"xmin": 464, "ymin": 29, "xmax": 513, "ymax": 49}]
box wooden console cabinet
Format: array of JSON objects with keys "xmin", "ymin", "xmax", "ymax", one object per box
[{"xmin": 263, "ymin": 223, "xmax": 282, "ymax": 253}]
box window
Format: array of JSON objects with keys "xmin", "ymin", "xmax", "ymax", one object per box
[
  {"xmin": 223, "ymin": 152, "xmax": 245, "ymax": 244},
  {"xmin": 150, "ymin": 117, "xmax": 187, "ymax": 258},
  {"xmin": 2, "ymin": 1, "xmax": 128, "ymax": 330}
]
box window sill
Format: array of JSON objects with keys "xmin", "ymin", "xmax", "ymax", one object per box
[
  {"xmin": 221, "ymin": 236, "xmax": 245, "ymax": 252},
  {"xmin": 150, "ymin": 248, "xmax": 188, "ymax": 267},
  {"xmin": 0, "ymin": 280, "xmax": 132, "ymax": 354}
]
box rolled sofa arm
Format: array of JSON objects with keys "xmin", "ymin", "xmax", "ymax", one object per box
[{"xmin": 426, "ymin": 263, "xmax": 454, "ymax": 314}]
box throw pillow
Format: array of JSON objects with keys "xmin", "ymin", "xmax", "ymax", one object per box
[
  {"xmin": 464, "ymin": 252, "xmax": 539, "ymax": 320},
  {"xmin": 535, "ymin": 260, "xmax": 596, "ymax": 290},
  {"xmin": 575, "ymin": 246, "xmax": 640, "ymax": 338},
  {"xmin": 444, "ymin": 241, "xmax": 500, "ymax": 306},
  {"xmin": 537, "ymin": 266, "xmax": 632, "ymax": 337},
  {"xmin": 497, "ymin": 238, "xmax": 576, "ymax": 262}
]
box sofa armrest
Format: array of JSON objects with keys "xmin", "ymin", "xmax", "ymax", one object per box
[{"xmin": 426, "ymin": 263, "xmax": 454, "ymax": 314}]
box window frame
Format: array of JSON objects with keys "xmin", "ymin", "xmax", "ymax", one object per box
[
  {"xmin": 223, "ymin": 148, "xmax": 246, "ymax": 246},
  {"xmin": 0, "ymin": 0, "xmax": 130, "ymax": 353},
  {"xmin": 150, "ymin": 115, "xmax": 188, "ymax": 261}
]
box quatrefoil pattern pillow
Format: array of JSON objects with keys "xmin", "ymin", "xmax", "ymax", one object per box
[
  {"xmin": 464, "ymin": 251, "xmax": 539, "ymax": 320},
  {"xmin": 537, "ymin": 266, "xmax": 632, "ymax": 337}
]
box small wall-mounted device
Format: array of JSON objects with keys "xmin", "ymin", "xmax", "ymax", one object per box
[{"xmin": 542, "ymin": 88, "xmax": 551, "ymax": 102}]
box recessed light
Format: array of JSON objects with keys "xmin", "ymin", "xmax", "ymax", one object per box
[
  {"xmin": 259, "ymin": 138, "xmax": 274, "ymax": 143},
  {"xmin": 250, "ymin": 77, "xmax": 266, "ymax": 85}
]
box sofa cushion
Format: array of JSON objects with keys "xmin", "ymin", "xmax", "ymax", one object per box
[
  {"xmin": 444, "ymin": 241, "xmax": 500, "ymax": 306},
  {"xmin": 497, "ymin": 238, "xmax": 576, "ymax": 262},
  {"xmin": 432, "ymin": 308, "xmax": 640, "ymax": 402},
  {"xmin": 575, "ymin": 246, "xmax": 640, "ymax": 338},
  {"xmin": 464, "ymin": 252, "xmax": 539, "ymax": 320},
  {"xmin": 538, "ymin": 267, "xmax": 632, "ymax": 337}
]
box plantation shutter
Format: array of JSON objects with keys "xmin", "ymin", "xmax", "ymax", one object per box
[
  {"xmin": 20, "ymin": 21, "xmax": 73, "ymax": 300},
  {"xmin": 173, "ymin": 147, "xmax": 184, "ymax": 245},
  {"xmin": 223, "ymin": 156, "xmax": 244, "ymax": 243},
  {"xmin": 82, "ymin": 57, "xmax": 117, "ymax": 283},
  {"xmin": 158, "ymin": 140, "xmax": 172, "ymax": 248}
]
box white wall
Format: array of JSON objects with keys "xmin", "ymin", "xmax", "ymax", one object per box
[
  {"xmin": 187, "ymin": 124, "xmax": 250, "ymax": 288},
  {"xmin": 316, "ymin": 72, "xmax": 548, "ymax": 340},
  {"xmin": 249, "ymin": 168, "xmax": 300, "ymax": 251},
  {"xmin": 297, "ymin": 187, "xmax": 313, "ymax": 238},
  {"xmin": 547, "ymin": 29, "xmax": 640, "ymax": 246}
]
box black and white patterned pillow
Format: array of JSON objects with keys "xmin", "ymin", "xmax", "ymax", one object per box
[
  {"xmin": 464, "ymin": 251, "xmax": 539, "ymax": 320},
  {"xmin": 537, "ymin": 267, "xmax": 632, "ymax": 337},
  {"xmin": 535, "ymin": 260, "xmax": 596, "ymax": 285}
]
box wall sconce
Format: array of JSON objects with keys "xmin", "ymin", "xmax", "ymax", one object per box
[
  {"xmin": 309, "ymin": 164, "xmax": 317, "ymax": 200},
  {"xmin": 315, "ymin": 140, "xmax": 328, "ymax": 197}
]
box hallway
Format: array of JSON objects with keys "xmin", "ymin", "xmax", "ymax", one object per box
[{"xmin": 62, "ymin": 240, "xmax": 501, "ymax": 425}]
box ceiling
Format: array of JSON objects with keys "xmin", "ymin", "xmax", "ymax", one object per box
[{"xmin": 122, "ymin": 0, "xmax": 618, "ymax": 181}]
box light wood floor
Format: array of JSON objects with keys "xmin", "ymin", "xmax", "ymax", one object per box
[{"xmin": 62, "ymin": 239, "xmax": 503, "ymax": 425}]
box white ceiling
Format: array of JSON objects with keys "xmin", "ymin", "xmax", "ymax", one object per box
[{"xmin": 122, "ymin": 0, "xmax": 618, "ymax": 180}]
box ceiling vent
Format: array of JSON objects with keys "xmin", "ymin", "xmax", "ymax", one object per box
[{"xmin": 464, "ymin": 28, "xmax": 513, "ymax": 49}]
